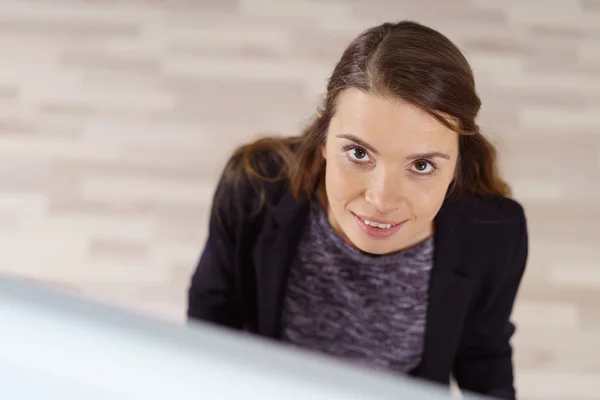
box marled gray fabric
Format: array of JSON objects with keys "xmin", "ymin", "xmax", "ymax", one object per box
[{"xmin": 280, "ymin": 199, "xmax": 434, "ymax": 374}]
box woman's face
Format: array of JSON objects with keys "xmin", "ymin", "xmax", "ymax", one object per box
[{"xmin": 322, "ymin": 88, "xmax": 459, "ymax": 255}]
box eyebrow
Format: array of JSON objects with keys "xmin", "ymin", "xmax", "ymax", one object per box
[
  {"xmin": 336, "ymin": 133, "xmax": 451, "ymax": 161},
  {"xmin": 405, "ymin": 151, "xmax": 451, "ymax": 161},
  {"xmin": 336, "ymin": 134, "xmax": 380, "ymax": 155}
]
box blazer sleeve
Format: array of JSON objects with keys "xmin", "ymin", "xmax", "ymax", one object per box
[
  {"xmin": 186, "ymin": 167, "xmax": 246, "ymax": 329},
  {"xmin": 453, "ymin": 207, "xmax": 528, "ymax": 400}
]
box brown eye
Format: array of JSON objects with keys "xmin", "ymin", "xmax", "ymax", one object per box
[
  {"xmin": 410, "ymin": 159, "xmax": 436, "ymax": 175},
  {"xmin": 343, "ymin": 145, "xmax": 372, "ymax": 165},
  {"xmin": 414, "ymin": 160, "xmax": 428, "ymax": 171},
  {"xmin": 352, "ymin": 147, "xmax": 367, "ymax": 160}
]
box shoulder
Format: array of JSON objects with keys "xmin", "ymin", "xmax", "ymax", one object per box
[
  {"xmin": 439, "ymin": 195, "xmax": 527, "ymax": 252},
  {"xmin": 453, "ymin": 195, "xmax": 527, "ymax": 249},
  {"xmin": 212, "ymin": 145, "xmax": 294, "ymax": 226},
  {"xmin": 454, "ymin": 195, "xmax": 526, "ymax": 226},
  {"xmin": 449, "ymin": 195, "xmax": 528, "ymax": 281}
]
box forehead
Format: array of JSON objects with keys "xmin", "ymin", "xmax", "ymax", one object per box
[{"xmin": 331, "ymin": 89, "xmax": 459, "ymax": 154}]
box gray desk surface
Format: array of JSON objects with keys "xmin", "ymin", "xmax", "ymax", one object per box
[{"xmin": 0, "ymin": 277, "xmax": 487, "ymax": 399}]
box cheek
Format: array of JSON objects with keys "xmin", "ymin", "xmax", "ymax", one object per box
[
  {"xmin": 404, "ymin": 178, "xmax": 451, "ymax": 217},
  {"xmin": 325, "ymin": 154, "xmax": 365, "ymax": 202}
]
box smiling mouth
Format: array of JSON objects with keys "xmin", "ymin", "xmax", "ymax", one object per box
[
  {"xmin": 353, "ymin": 213, "xmax": 404, "ymax": 229},
  {"xmin": 351, "ymin": 212, "xmax": 406, "ymax": 239},
  {"xmin": 361, "ymin": 219, "xmax": 396, "ymax": 229}
]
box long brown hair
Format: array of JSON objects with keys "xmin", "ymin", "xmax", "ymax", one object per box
[{"xmin": 217, "ymin": 20, "xmax": 510, "ymax": 216}]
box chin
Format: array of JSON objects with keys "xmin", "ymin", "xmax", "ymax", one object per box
[
  {"xmin": 357, "ymin": 244, "xmax": 394, "ymax": 255},
  {"xmin": 345, "ymin": 231, "xmax": 402, "ymax": 255}
]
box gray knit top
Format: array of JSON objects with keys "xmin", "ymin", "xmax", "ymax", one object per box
[{"xmin": 280, "ymin": 199, "xmax": 434, "ymax": 374}]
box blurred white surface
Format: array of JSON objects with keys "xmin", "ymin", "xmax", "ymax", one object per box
[{"xmin": 0, "ymin": 277, "xmax": 486, "ymax": 400}]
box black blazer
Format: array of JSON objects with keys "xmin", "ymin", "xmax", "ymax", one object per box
[{"xmin": 187, "ymin": 153, "xmax": 528, "ymax": 400}]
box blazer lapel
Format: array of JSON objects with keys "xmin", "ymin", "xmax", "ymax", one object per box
[
  {"xmin": 252, "ymin": 191, "xmax": 310, "ymax": 338},
  {"xmin": 417, "ymin": 200, "xmax": 474, "ymax": 383}
]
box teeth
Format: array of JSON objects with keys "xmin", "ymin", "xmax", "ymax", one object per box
[{"xmin": 363, "ymin": 219, "xmax": 393, "ymax": 229}]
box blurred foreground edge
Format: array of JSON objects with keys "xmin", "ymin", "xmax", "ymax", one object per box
[{"xmin": 0, "ymin": 276, "xmax": 488, "ymax": 399}]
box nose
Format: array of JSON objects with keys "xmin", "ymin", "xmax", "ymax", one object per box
[{"xmin": 364, "ymin": 168, "xmax": 405, "ymax": 215}]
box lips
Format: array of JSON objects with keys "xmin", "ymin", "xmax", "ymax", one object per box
[
  {"xmin": 360, "ymin": 218, "xmax": 398, "ymax": 229},
  {"xmin": 352, "ymin": 212, "xmax": 406, "ymax": 239},
  {"xmin": 353, "ymin": 213, "xmax": 402, "ymax": 229}
]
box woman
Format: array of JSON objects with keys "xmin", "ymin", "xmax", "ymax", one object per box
[{"xmin": 187, "ymin": 20, "xmax": 528, "ymax": 400}]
